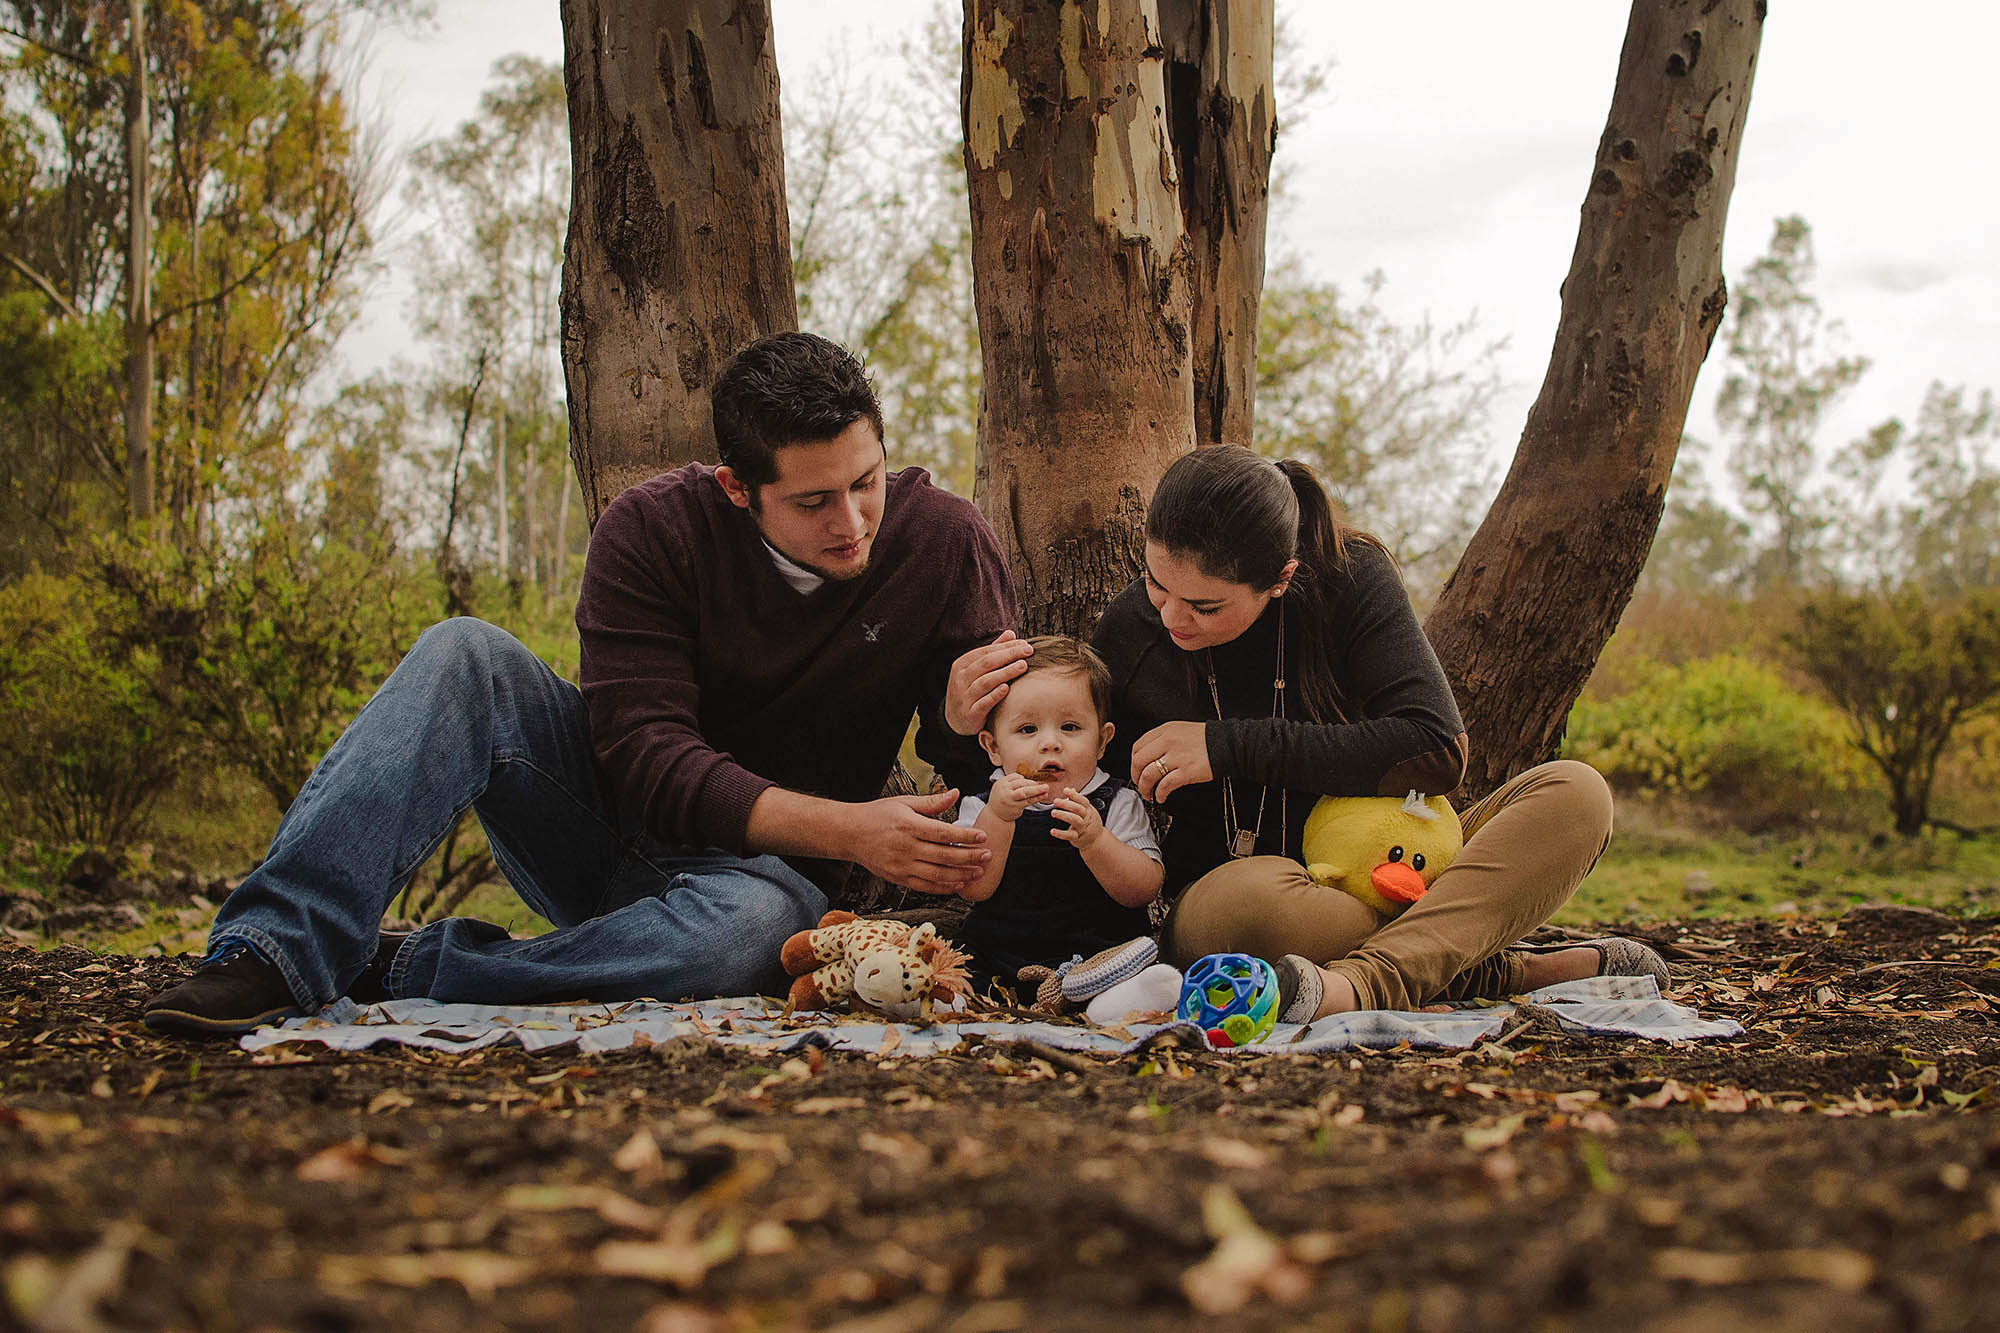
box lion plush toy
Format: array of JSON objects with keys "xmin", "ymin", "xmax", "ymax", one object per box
[
  {"xmin": 1301, "ymin": 790, "xmax": 1463, "ymax": 917},
  {"xmin": 778, "ymin": 910, "xmax": 974, "ymax": 1019}
]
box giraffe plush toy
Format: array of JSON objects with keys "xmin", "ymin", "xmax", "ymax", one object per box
[{"xmin": 778, "ymin": 910, "xmax": 974, "ymax": 1019}]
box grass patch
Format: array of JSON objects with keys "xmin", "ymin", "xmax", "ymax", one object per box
[{"xmin": 1560, "ymin": 796, "xmax": 2000, "ymax": 924}]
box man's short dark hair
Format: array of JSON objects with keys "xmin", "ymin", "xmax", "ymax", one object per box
[{"xmin": 710, "ymin": 332, "xmax": 885, "ymax": 490}]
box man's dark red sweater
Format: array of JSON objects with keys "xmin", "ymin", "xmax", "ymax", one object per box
[{"xmin": 575, "ymin": 462, "xmax": 1017, "ymax": 873}]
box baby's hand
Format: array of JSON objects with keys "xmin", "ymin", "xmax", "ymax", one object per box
[
  {"xmin": 1049, "ymin": 788, "xmax": 1104, "ymax": 851},
  {"xmin": 988, "ymin": 772, "xmax": 1049, "ymax": 822}
]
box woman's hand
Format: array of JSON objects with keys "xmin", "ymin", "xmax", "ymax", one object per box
[
  {"xmin": 1131, "ymin": 722, "xmax": 1213, "ymax": 802},
  {"xmin": 945, "ymin": 630, "xmax": 1034, "ymax": 735}
]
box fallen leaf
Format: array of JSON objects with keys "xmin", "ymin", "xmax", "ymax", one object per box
[
  {"xmin": 2, "ymin": 1220, "xmax": 145, "ymax": 1333},
  {"xmin": 296, "ymin": 1137, "xmax": 412, "ymax": 1182},
  {"xmin": 1199, "ymin": 1137, "xmax": 1271, "ymax": 1170},
  {"xmin": 637, "ymin": 1302, "xmax": 727, "ymax": 1333},
  {"xmin": 1628, "ymin": 1079, "xmax": 1692, "ymax": 1109},
  {"xmin": 1652, "ymin": 1246, "xmax": 1875, "ymax": 1292},
  {"xmin": 1463, "ymin": 1113, "xmax": 1527, "ymax": 1152},
  {"xmin": 319, "ymin": 1249, "xmax": 538, "ymax": 1300},
  {"xmin": 1181, "ymin": 1186, "xmax": 1313, "ymax": 1314},
  {"xmin": 596, "ymin": 1215, "xmax": 742, "ymax": 1290},
  {"xmin": 501, "ymin": 1184, "xmax": 662, "ymax": 1231},
  {"xmin": 613, "ymin": 1127, "xmax": 667, "ymax": 1179},
  {"xmin": 365, "ymin": 1089, "xmax": 414, "ymax": 1114},
  {"xmin": 0, "ymin": 1106, "xmax": 83, "ymax": 1141},
  {"xmin": 743, "ymin": 1220, "xmax": 795, "ymax": 1256},
  {"xmin": 791, "ymin": 1097, "xmax": 867, "ymax": 1115},
  {"xmin": 858, "ymin": 1130, "xmax": 930, "ymax": 1171},
  {"xmin": 683, "ymin": 1124, "xmax": 792, "ymax": 1162}
]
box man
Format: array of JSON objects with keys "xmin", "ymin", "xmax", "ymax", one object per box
[{"xmin": 143, "ymin": 332, "xmax": 1032, "ymax": 1037}]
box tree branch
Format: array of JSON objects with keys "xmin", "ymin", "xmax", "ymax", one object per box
[
  {"xmin": 0, "ymin": 24, "xmax": 102, "ymax": 71},
  {"xmin": 2, "ymin": 251, "xmax": 84, "ymax": 320}
]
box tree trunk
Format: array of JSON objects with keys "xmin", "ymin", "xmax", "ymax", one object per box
[
  {"xmin": 1424, "ymin": 0, "xmax": 1763, "ymax": 798},
  {"xmin": 552, "ymin": 464, "xmax": 573, "ymax": 605},
  {"xmin": 123, "ymin": 0, "xmax": 154, "ymax": 526},
  {"xmin": 963, "ymin": 0, "xmax": 1204, "ymax": 638},
  {"xmin": 1159, "ymin": 0, "xmax": 1272, "ymax": 447},
  {"xmin": 493, "ymin": 402, "xmax": 510, "ymax": 578},
  {"xmin": 559, "ymin": 0, "xmax": 797, "ymax": 525}
]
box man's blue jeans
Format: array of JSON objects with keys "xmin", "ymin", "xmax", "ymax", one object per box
[{"xmin": 208, "ymin": 618, "xmax": 828, "ymax": 1009}]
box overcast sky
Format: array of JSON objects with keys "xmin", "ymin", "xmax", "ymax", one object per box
[{"xmin": 357, "ymin": 1, "xmax": 2000, "ymax": 479}]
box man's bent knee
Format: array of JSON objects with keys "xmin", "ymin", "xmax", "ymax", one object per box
[{"xmin": 411, "ymin": 617, "xmax": 530, "ymax": 671}]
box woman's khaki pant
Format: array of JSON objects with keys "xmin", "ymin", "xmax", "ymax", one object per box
[{"xmin": 1161, "ymin": 760, "xmax": 1613, "ymax": 1010}]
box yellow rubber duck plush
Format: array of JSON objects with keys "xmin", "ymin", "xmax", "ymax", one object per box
[{"xmin": 1302, "ymin": 791, "xmax": 1463, "ymax": 917}]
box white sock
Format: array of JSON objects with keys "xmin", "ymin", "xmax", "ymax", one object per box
[{"xmin": 1085, "ymin": 964, "xmax": 1184, "ymax": 1025}]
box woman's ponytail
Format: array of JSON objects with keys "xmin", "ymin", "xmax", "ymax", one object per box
[{"xmin": 1276, "ymin": 458, "xmax": 1381, "ymax": 724}]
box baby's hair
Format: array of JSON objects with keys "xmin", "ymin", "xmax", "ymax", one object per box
[{"xmin": 1020, "ymin": 634, "xmax": 1113, "ymax": 724}]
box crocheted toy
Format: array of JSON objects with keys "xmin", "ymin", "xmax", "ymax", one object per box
[
  {"xmin": 1301, "ymin": 790, "xmax": 1463, "ymax": 917},
  {"xmin": 778, "ymin": 910, "xmax": 973, "ymax": 1019},
  {"xmin": 1012, "ymin": 936, "xmax": 1161, "ymax": 1017}
]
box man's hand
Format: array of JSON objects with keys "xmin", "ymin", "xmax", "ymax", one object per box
[
  {"xmin": 985, "ymin": 772, "xmax": 1049, "ymax": 823},
  {"xmin": 1049, "ymin": 788, "xmax": 1104, "ymax": 851},
  {"xmin": 1131, "ymin": 721, "xmax": 1214, "ymax": 802},
  {"xmin": 945, "ymin": 630, "xmax": 1035, "ymax": 735},
  {"xmin": 852, "ymin": 790, "xmax": 992, "ymax": 895}
]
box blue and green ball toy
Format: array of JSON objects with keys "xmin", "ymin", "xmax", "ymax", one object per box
[{"xmin": 1177, "ymin": 953, "xmax": 1280, "ymax": 1047}]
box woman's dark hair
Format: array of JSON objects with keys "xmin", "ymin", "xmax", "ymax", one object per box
[
  {"xmin": 710, "ymin": 332, "xmax": 885, "ymax": 491},
  {"xmin": 1145, "ymin": 443, "xmax": 1382, "ymax": 723}
]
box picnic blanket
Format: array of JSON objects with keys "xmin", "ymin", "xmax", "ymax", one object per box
[{"xmin": 238, "ymin": 974, "xmax": 1740, "ymax": 1057}]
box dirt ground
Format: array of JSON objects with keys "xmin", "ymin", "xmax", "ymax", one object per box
[{"xmin": 4, "ymin": 905, "xmax": 1998, "ymax": 1332}]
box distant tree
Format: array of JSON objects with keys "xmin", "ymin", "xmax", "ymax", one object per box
[
  {"xmin": 1638, "ymin": 436, "xmax": 1755, "ymax": 598},
  {"xmin": 0, "ymin": 0, "xmax": 394, "ymax": 556},
  {"xmin": 782, "ymin": 12, "xmax": 979, "ymax": 492},
  {"xmin": 1787, "ymin": 588, "xmax": 2000, "ymax": 836},
  {"xmin": 1840, "ymin": 382, "xmax": 2000, "ymax": 595},
  {"xmin": 1715, "ymin": 215, "xmax": 1867, "ymax": 590},
  {"xmin": 1253, "ymin": 264, "xmax": 1503, "ymax": 597},
  {"xmin": 1425, "ymin": 0, "xmax": 1765, "ymax": 798},
  {"xmin": 407, "ymin": 55, "xmax": 574, "ymax": 597}
]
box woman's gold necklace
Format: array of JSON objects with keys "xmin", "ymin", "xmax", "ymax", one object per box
[{"xmin": 1205, "ymin": 598, "xmax": 1286, "ymax": 858}]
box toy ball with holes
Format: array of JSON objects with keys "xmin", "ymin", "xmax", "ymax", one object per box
[{"xmin": 1177, "ymin": 952, "xmax": 1280, "ymax": 1048}]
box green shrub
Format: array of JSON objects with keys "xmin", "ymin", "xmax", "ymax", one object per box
[
  {"xmin": 95, "ymin": 524, "xmax": 433, "ymax": 814},
  {"xmin": 0, "ymin": 572, "xmax": 196, "ymax": 847},
  {"xmin": 1564, "ymin": 654, "xmax": 1868, "ymax": 828}
]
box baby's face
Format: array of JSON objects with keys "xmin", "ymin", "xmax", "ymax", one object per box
[{"xmin": 979, "ymin": 668, "xmax": 1112, "ymax": 789}]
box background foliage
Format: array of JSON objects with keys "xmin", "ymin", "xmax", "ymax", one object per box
[{"xmin": 1, "ymin": 5, "xmax": 1996, "ymax": 933}]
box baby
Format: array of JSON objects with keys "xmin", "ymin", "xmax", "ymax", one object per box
[{"xmin": 953, "ymin": 635, "xmax": 1164, "ymax": 990}]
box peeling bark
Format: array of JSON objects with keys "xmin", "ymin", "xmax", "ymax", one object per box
[
  {"xmin": 1424, "ymin": 0, "xmax": 1764, "ymax": 798},
  {"xmin": 560, "ymin": 0, "xmax": 797, "ymax": 524},
  {"xmin": 968, "ymin": 0, "xmax": 1264, "ymax": 632},
  {"xmin": 1159, "ymin": 0, "xmax": 1272, "ymax": 446}
]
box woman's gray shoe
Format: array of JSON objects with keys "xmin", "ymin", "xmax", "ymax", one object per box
[
  {"xmin": 1582, "ymin": 937, "xmax": 1672, "ymax": 995},
  {"xmin": 1271, "ymin": 954, "xmax": 1325, "ymax": 1024},
  {"xmin": 141, "ymin": 941, "xmax": 303, "ymax": 1038}
]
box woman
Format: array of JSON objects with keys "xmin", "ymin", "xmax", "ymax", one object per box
[{"xmin": 1088, "ymin": 445, "xmax": 1667, "ymax": 1023}]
